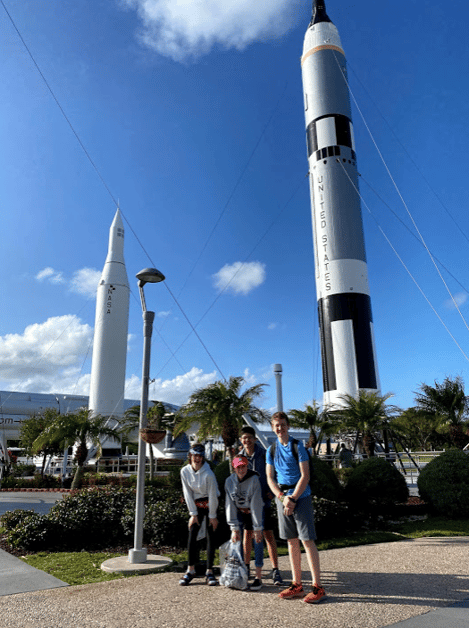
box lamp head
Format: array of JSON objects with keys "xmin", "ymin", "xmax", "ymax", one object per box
[{"xmin": 136, "ymin": 268, "xmax": 165, "ymax": 287}]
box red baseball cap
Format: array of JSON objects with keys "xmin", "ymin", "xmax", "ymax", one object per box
[{"xmin": 232, "ymin": 455, "xmax": 248, "ymax": 468}]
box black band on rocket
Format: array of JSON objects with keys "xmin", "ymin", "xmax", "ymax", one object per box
[
  {"xmin": 306, "ymin": 114, "xmax": 353, "ymax": 158},
  {"xmin": 318, "ymin": 293, "xmax": 378, "ymax": 393}
]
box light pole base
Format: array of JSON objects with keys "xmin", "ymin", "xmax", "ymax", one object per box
[{"xmin": 128, "ymin": 548, "xmax": 148, "ymax": 564}]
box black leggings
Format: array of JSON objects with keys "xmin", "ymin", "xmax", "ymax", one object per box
[{"xmin": 187, "ymin": 506, "xmax": 216, "ymax": 569}]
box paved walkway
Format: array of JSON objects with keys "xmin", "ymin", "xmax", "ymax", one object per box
[{"xmin": 0, "ymin": 537, "xmax": 467, "ymax": 628}]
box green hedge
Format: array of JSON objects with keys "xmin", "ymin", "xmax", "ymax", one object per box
[
  {"xmin": 345, "ymin": 457, "xmax": 409, "ymax": 511},
  {"xmin": 0, "ymin": 486, "xmax": 189, "ymax": 551},
  {"xmin": 310, "ymin": 456, "xmax": 344, "ymax": 501},
  {"xmin": 418, "ymin": 449, "xmax": 469, "ymax": 517}
]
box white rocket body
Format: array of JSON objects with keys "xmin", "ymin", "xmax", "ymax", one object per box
[
  {"xmin": 88, "ymin": 209, "xmax": 129, "ymax": 420},
  {"xmin": 301, "ymin": 1, "xmax": 380, "ymax": 408}
]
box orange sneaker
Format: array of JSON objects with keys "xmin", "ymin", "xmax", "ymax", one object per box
[
  {"xmin": 278, "ymin": 583, "xmax": 305, "ymax": 599},
  {"xmin": 304, "ymin": 585, "xmax": 327, "ymax": 604}
]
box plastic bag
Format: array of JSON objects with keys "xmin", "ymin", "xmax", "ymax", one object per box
[
  {"xmin": 218, "ymin": 539, "xmax": 231, "ymax": 570},
  {"xmin": 219, "ymin": 540, "xmax": 248, "ymax": 590}
]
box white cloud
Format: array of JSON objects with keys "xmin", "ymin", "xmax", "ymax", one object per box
[
  {"xmin": 35, "ymin": 266, "xmax": 101, "ymax": 299},
  {"xmin": 242, "ymin": 367, "xmax": 256, "ymax": 385},
  {"xmin": 70, "ymin": 268, "xmax": 102, "ymax": 298},
  {"xmin": 36, "ymin": 267, "xmax": 65, "ymax": 284},
  {"xmin": 122, "ymin": 0, "xmax": 301, "ymax": 61},
  {"xmin": 0, "ymin": 315, "xmax": 93, "ymax": 392},
  {"xmin": 445, "ymin": 292, "xmax": 468, "ymax": 310},
  {"xmin": 268, "ymin": 322, "xmax": 277, "ymax": 330},
  {"xmin": 157, "ymin": 310, "xmax": 171, "ymax": 318},
  {"xmin": 125, "ymin": 367, "xmax": 217, "ymax": 406},
  {"xmin": 212, "ymin": 261, "xmax": 266, "ymax": 295}
]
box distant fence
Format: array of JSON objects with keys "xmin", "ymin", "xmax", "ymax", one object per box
[{"xmin": 319, "ymin": 450, "xmax": 450, "ymax": 483}]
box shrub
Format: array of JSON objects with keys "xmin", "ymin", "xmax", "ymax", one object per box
[
  {"xmin": 3, "ymin": 487, "xmax": 136, "ymax": 551},
  {"xmin": 313, "ymin": 497, "xmax": 350, "ymax": 539},
  {"xmin": 10, "ymin": 463, "xmax": 37, "ymax": 478},
  {"xmin": 214, "ymin": 460, "xmax": 231, "ymax": 495},
  {"xmin": 345, "ymin": 457, "xmax": 409, "ymax": 512},
  {"xmin": 418, "ymin": 449, "xmax": 469, "ymax": 518},
  {"xmin": 310, "ymin": 456, "xmax": 344, "ymax": 501},
  {"xmin": 0, "ymin": 508, "xmax": 36, "ymax": 531},
  {"xmin": 1, "ymin": 486, "xmax": 193, "ymax": 551},
  {"xmin": 5, "ymin": 512, "xmax": 56, "ymax": 550},
  {"xmin": 0, "ymin": 474, "xmax": 61, "ymax": 489},
  {"xmin": 49, "ymin": 487, "xmax": 136, "ymax": 548}
]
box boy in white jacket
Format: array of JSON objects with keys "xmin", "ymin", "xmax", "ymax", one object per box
[{"xmin": 180, "ymin": 443, "xmax": 219, "ymax": 586}]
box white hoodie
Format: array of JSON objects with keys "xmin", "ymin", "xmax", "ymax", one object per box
[{"xmin": 180, "ymin": 461, "xmax": 219, "ymax": 519}]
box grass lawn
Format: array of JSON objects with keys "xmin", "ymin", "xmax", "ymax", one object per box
[
  {"xmin": 21, "ymin": 551, "xmax": 128, "ymax": 586},
  {"xmin": 19, "ymin": 517, "xmax": 469, "ymax": 586}
]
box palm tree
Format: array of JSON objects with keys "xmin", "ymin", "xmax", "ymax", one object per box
[
  {"xmin": 32, "ymin": 408, "xmax": 121, "ymax": 489},
  {"xmin": 288, "ymin": 402, "xmax": 333, "ymax": 455},
  {"xmin": 119, "ymin": 401, "xmax": 174, "ymax": 479},
  {"xmin": 174, "ymin": 376, "xmax": 269, "ymax": 462},
  {"xmin": 19, "ymin": 408, "xmax": 64, "ymax": 477},
  {"xmin": 333, "ymin": 391, "xmax": 398, "ymax": 457},
  {"xmin": 391, "ymin": 407, "xmax": 445, "ymax": 452},
  {"xmin": 415, "ymin": 376, "xmax": 469, "ymax": 449}
]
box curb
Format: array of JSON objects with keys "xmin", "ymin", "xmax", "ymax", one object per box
[{"xmin": 0, "ymin": 488, "xmax": 72, "ymax": 493}]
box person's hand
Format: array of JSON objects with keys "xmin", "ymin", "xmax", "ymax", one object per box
[
  {"xmin": 209, "ymin": 517, "xmax": 218, "ymax": 530},
  {"xmin": 254, "ymin": 530, "xmax": 263, "ymax": 543},
  {"xmin": 231, "ymin": 529, "xmax": 241, "ymax": 542},
  {"xmin": 189, "ymin": 515, "xmax": 199, "ymax": 528},
  {"xmin": 283, "ymin": 496, "xmax": 296, "ymax": 516}
]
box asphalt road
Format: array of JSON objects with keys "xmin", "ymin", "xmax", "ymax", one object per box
[{"xmin": 0, "ymin": 492, "xmax": 64, "ymax": 516}]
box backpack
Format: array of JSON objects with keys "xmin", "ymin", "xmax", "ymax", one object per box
[{"xmin": 270, "ymin": 438, "xmax": 315, "ymax": 494}]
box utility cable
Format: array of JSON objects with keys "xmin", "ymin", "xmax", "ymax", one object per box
[
  {"xmin": 334, "ymin": 51, "xmax": 469, "ymax": 335},
  {"xmin": 347, "ymin": 62, "xmax": 469, "ymax": 248},
  {"xmin": 337, "ymin": 159, "xmax": 469, "ymax": 362},
  {"xmin": 154, "ymin": 173, "xmax": 309, "ymax": 378},
  {"xmin": 0, "ymin": 1, "xmax": 224, "ymax": 382}
]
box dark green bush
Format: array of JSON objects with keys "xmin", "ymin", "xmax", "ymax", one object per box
[
  {"xmin": 313, "ymin": 497, "xmax": 350, "ymax": 539},
  {"xmin": 345, "ymin": 457, "xmax": 409, "ymax": 511},
  {"xmin": 214, "ymin": 460, "xmax": 231, "ymax": 495},
  {"xmin": 0, "ymin": 508, "xmax": 36, "ymax": 531},
  {"xmin": 5, "ymin": 512, "xmax": 57, "ymax": 550},
  {"xmin": 310, "ymin": 456, "xmax": 344, "ymax": 501},
  {"xmin": 0, "ymin": 474, "xmax": 61, "ymax": 489},
  {"xmin": 1, "ymin": 486, "xmax": 192, "ymax": 551},
  {"xmin": 10, "ymin": 463, "xmax": 37, "ymax": 477},
  {"xmin": 418, "ymin": 449, "xmax": 469, "ymax": 517}
]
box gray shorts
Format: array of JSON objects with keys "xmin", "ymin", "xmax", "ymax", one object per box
[{"xmin": 276, "ymin": 495, "xmax": 317, "ymax": 541}]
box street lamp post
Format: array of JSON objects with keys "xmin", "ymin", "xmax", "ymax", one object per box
[{"xmin": 128, "ymin": 267, "xmax": 165, "ymax": 564}]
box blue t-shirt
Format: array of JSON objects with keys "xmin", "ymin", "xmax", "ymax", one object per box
[{"xmin": 266, "ymin": 438, "xmax": 311, "ymax": 499}]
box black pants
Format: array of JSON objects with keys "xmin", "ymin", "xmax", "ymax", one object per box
[{"xmin": 187, "ymin": 506, "xmax": 216, "ymax": 569}]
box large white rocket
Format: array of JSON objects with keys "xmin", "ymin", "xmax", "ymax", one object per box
[
  {"xmin": 301, "ymin": 1, "xmax": 380, "ymax": 408},
  {"xmin": 88, "ymin": 209, "xmax": 129, "ymax": 423}
]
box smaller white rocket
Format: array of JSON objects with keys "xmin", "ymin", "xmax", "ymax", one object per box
[{"xmin": 88, "ymin": 209, "xmax": 129, "ymax": 424}]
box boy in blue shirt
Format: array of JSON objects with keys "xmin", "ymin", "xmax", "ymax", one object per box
[{"xmin": 266, "ymin": 412, "xmax": 326, "ymax": 604}]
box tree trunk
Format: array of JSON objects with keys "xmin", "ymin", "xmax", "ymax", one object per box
[
  {"xmin": 363, "ymin": 431, "xmax": 376, "ymax": 457},
  {"xmin": 71, "ymin": 464, "xmax": 85, "ymax": 489}
]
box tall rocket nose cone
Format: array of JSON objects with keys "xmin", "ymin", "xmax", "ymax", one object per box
[
  {"xmin": 107, "ymin": 208, "xmax": 125, "ymax": 264},
  {"xmin": 311, "ymin": 0, "xmax": 332, "ymax": 25}
]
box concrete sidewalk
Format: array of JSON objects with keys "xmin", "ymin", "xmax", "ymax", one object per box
[
  {"xmin": 0, "ymin": 537, "xmax": 468, "ymax": 627},
  {"xmin": 0, "ymin": 548, "xmax": 67, "ymax": 597}
]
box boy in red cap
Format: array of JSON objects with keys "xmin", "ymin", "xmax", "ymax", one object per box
[{"xmin": 225, "ymin": 455, "xmax": 264, "ymax": 590}]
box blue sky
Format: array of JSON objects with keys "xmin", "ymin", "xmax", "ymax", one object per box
[{"xmin": 1, "ymin": 0, "xmax": 469, "ymax": 414}]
